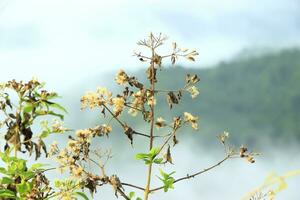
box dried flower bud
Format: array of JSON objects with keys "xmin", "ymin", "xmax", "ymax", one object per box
[
  {"xmin": 115, "ymin": 70, "xmax": 128, "ymax": 85},
  {"xmin": 184, "ymin": 112, "xmax": 198, "ymax": 130},
  {"xmin": 155, "ymin": 117, "xmax": 167, "ymax": 129},
  {"xmin": 187, "ymin": 86, "xmax": 200, "ymax": 99},
  {"xmin": 240, "ymin": 146, "xmax": 248, "ymax": 157}
]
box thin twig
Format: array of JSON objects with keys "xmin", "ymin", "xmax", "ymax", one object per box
[
  {"xmin": 122, "ymin": 182, "xmax": 145, "ymax": 191},
  {"xmin": 150, "ymin": 154, "xmax": 231, "ymax": 192}
]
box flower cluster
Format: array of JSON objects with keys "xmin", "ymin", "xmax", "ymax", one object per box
[
  {"xmin": 115, "ymin": 70, "xmax": 129, "ymax": 85},
  {"xmin": 112, "ymin": 96, "xmax": 125, "ymax": 116},
  {"xmin": 49, "ymin": 141, "xmax": 59, "ymax": 156},
  {"xmin": 183, "ymin": 112, "xmax": 199, "ymax": 130},
  {"xmin": 51, "ymin": 119, "xmax": 68, "ymax": 133},
  {"xmin": 81, "ymin": 87, "xmax": 112, "ymax": 110},
  {"xmin": 187, "ymin": 86, "xmax": 200, "ymax": 99},
  {"xmin": 240, "ymin": 146, "xmax": 255, "ymax": 163},
  {"xmin": 56, "ymin": 125, "xmax": 112, "ymax": 178}
]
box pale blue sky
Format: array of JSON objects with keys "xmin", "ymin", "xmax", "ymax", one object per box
[{"xmin": 0, "ymin": 0, "xmax": 299, "ymax": 89}]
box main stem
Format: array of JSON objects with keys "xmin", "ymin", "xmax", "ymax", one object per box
[{"xmin": 144, "ymin": 47, "xmax": 155, "ymax": 200}]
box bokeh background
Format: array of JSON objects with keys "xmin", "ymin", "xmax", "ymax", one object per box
[{"xmin": 0, "ymin": 0, "xmax": 300, "ymax": 199}]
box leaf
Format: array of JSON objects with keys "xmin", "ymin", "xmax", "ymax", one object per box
[
  {"xmin": 0, "ymin": 177, "xmax": 13, "ymax": 184},
  {"xmin": 0, "ymin": 189, "xmax": 15, "ymax": 198},
  {"xmin": 0, "ymin": 167, "xmax": 8, "ymax": 175},
  {"xmin": 166, "ymin": 92, "xmax": 179, "ymax": 109},
  {"xmin": 172, "ymin": 42, "xmax": 177, "ymax": 50},
  {"xmin": 29, "ymin": 163, "xmax": 48, "ymax": 171},
  {"xmin": 75, "ymin": 191, "xmax": 89, "ymax": 200},
  {"xmin": 153, "ymin": 158, "xmax": 163, "ymax": 164},
  {"xmin": 124, "ymin": 125, "xmax": 133, "ymax": 145},
  {"xmin": 16, "ymin": 181, "xmax": 30, "ymax": 196},
  {"xmin": 186, "ymin": 56, "xmax": 195, "ymax": 61},
  {"xmin": 158, "ymin": 169, "xmax": 176, "ymax": 192},
  {"xmin": 39, "ymin": 130, "xmax": 50, "ymax": 138},
  {"xmin": 23, "ymin": 103, "xmax": 34, "ymax": 113},
  {"xmin": 149, "ymin": 147, "xmax": 160, "ymax": 157},
  {"xmin": 48, "ymin": 111, "xmax": 64, "ymax": 120},
  {"xmin": 48, "ymin": 103, "xmax": 68, "ymax": 114},
  {"xmin": 54, "ymin": 180, "xmax": 61, "ymax": 188},
  {"xmin": 129, "ymin": 191, "xmax": 135, "ymax": 199},
  {"xmin": 35, "ymin": 110, "xmax": 64, "ymax": 120},
  {"xmin": 135, "ymin": 153, "xmax": 148, "ymax": 160},
  {"xmin": 47, "ymin": 92, "xmax": 59, "ymax": 100},
  {"xmin": 165, "ymin": 145, "xmax": 173, "ymax": 164}
]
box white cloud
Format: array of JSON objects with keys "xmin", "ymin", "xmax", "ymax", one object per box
[{"xmin": 0, "ymin": 0, "xmax": 299, "ymax": 89}]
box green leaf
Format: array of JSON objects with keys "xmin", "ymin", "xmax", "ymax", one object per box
[
  {"xmin": 46, "ymin": 92, "xmax": 59, "ymax": 100},
  {"xmin": 48, "ymin": 111, "xmax": 64, "ymax": 120},
  {"xmin": 0, "ymin": 167, "xmax": 8, "ymax": 175},
  {"xmin": 157, "ymin": 169, "xmax": 176, "ymax": 192},
  {"xmin": 35, "ymin": 110, "xmax": 64, "ymax": 120},
  {"xmin": 0, "ymin": 189, "xmax": 15, "ymax": 198},
  {"xmin": 16, "ymin": 181, "xmax": 30, "ymax": 196},
  {"xmin": 39, "ymin": 130, "xmax": 50, "ymax": 138},
  {"xmin": 48, "ymin": 103, "xmax": 68, "ymax": 114},
  {"xmin": 23, "ymin": 103, "xmax": 34, "ymax": 113},
  {"xmin": 129, "ymin": 192, "xmax": 135, "ymax": 199},
  {"xmin": 0, "ymin": 177, "xmax": 13, "ymax": 184},
  {"xmin": 149, "ymin": 147, "xmax": 160, "ymax": 157},
  {"xmin": 135, "ymin": 153, "xmax": 148, "ymax": 160},
  {"xmin": 153, "ymin": 158, "xmax": 163, "ymax": 164},
  {"xmin": 54, "ymin": 180, "xmax": 61, "ymax": 188},
  {"xmin": 22, "ymin": 171, "xmax": 35, "ymax": 180},
  {"xmin": 75, "ymin": 191, "xmax": 89, "ymax": 200},
  {"xmin": 29, "ymin": 163, "xmax": 48, "ymax": 171},
  {"xmin": 17, "ymin": 160, "xmax": 27, "ymax": 171}
]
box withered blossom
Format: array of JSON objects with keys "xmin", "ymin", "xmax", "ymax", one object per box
[
  {"xmin": 115, "ymin": 69, "xmax": 128, "ymax": 85},
  {"xmin": 51, "ymin": 119, "xmax": 68, "ymax": 133},
  {"xmin": 187, "ymin": 86, "xmax": 200, "ymax": 99},
  {"xmin": 112, "ymin": 96, "xmax": 125, "ymax": 116},
  {"xmin": 184, "ymin": 112, "xmax": 198, "ymax": 130},
  {"xmin": 155, "ymin": 117, "xmax": 167, "ymax": 129},
  {"xmin": 49, "ymin": 141, "xmax": 59, "ymax": 156},
  {"xmin": 81, "ymin": 91, "xmax": 101, "ymax": 109},
  {"xmin": 71, "ymin": 165, "xmax": 84, "ymax": 178}
]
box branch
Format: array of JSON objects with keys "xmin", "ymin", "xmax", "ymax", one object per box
[
  {"xmin": 132, "ymin": 130, "xmax": 150, "ymax": 138},
  {"xmin": 103, "ymin": 104, "xmax": 125, "ymax": 128},
  {"xmin": 103, "ymin": 104, "xmax": 150, "ymax": 139},
  {"xmin": 150, "ymin": 154, "xmax": 231, "ymax": 192},
  {"xmin": 116, "ymin": 188, "xmax": 130, "ymax": 200},
  {"xmin": 122, "ymin": 182, "xmax": 145, "ymax": 191}
]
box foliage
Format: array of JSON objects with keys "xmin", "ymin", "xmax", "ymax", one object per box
[{"xmin": 0, "ymin": 33, "xmax": 258, "ymax": 200}]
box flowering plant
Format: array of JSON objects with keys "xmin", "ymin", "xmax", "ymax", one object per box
[{"xmin": 0, "ymin": 33, "xmax": 256, "ymax": 200}]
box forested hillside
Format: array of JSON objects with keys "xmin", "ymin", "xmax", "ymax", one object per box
[
  {"xmin": 69, "ymin": 48, "xmax": 300, "ymax": 145},
  {"xmin": 153, "ymin": 48, "xmax": 300, "ymax": 143}
]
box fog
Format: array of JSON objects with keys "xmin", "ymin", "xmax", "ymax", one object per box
[
  {"xmin": 75, "ymin": 135, "xmax": 300, "ymax": 200},
  {"xmin": 1, "ymin": 1, "xmax": 300, "ymax": 199}
]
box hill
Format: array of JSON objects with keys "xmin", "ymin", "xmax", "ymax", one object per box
[
  {"xmin": 153, "ymin": 48, "xmax": 300, "ymax": 143},
  {"xmin": 67, "ymin": 48, "xmax": 300, "ymax": 146}
]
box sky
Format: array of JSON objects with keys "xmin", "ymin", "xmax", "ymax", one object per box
[
  {"xmin": 1, "ymin": 1, "xmax": 300, "ymax": 199},
  {"xmin": 0, "ymin": 0, "xmax": 299, "ymax": 90}
]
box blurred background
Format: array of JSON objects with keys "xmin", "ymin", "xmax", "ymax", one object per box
[{"xmin": 0, "ymin": 0, "xmax": 300, "ymax": 199}]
